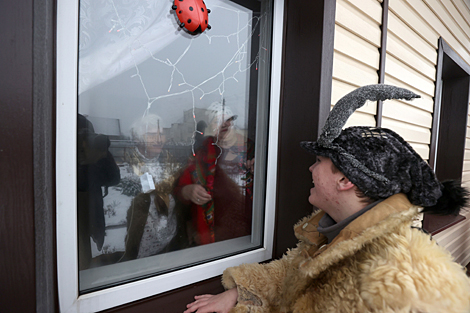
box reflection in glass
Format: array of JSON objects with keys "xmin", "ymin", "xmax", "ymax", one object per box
[
  {"xmin": 174, "ymin": 101, "xmax": 254, "ymax": 246},
  {"xmin": 77, "ymin": 114, "xmax": 121, "ymax": 270},
  {"xmin": 77, "ymin": 0, "xmax": 273, "ymax": 292}
]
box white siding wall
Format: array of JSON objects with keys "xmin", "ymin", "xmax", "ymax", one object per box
[
  {"xmin": 334, "ymin": 0, "xmax": 470, "ymax": 266},
  {"xmin": 385, "ymin": 0, "xmax": 438, "ymax": 161},
  {"xmin": 333, "ymin": 0, "xmax": 381, "ymax": 128}
]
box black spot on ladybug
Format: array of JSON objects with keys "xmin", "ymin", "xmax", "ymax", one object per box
[
  {"xmin": 189, "ymin": 6, "xmax": 193, "ymax": 11},
  {"xmin": 201, "ymin": 8, "xmax": 204, "ymax": 12},
  {"xmin": 187, "ymin": 19, "xmax": 191, "ymax": 23},
  {"xmin": 179, "ymin": 10, "xmax": 182, "ymax": 13},
  {"xmin": 172, "ymin": 4, "xmax": 177, "ymax": 10},
  {"xmin": 205, "ymin": 20, "xmax": 207, "ymax": 24}
]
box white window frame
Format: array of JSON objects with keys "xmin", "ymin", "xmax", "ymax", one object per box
[{"xmin": 56, "ymin": 0, "xmax": 285, "ymax": 312}]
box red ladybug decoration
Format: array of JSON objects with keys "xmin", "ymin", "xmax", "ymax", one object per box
[{"xmin": 171, "ymin": 0, "xmax": 211, "ymax": 34}]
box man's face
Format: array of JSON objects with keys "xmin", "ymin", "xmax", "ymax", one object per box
[
  {"xmin": 138, "ymin": 126, "xmax": 166, "ymax": 158},
  {"xmin": 308, "ymin": 156, "xmax": 343, "ymax": 211}
]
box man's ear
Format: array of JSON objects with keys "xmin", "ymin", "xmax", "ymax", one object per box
[{"xmin": 337, "ymin": 176, "xmax": 355, "ymax": 191}]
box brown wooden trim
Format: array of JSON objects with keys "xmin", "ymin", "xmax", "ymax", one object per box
[
  {"xmin": 432, "ymin": 38, "xmax": 470, "ymax": 181},
  {"xmin": 273, "ymin": 0, "xmax": 336, "ymax": 259},
  {"xmin": 376, "ymin": 0, "xmax": 389, "ymax": 127},
  {"xmin": 33, "ymin": 0, "xmax": 58, "ymax": 312},
  {"xmin": 102, "ymin": 276, "xmax": 225, "ymax": 313},
  {"xmin": 440, "ymin": 38, "xmax": 470, "ymax": 75},
  {"xmin": 0, "ymin": 1, "xmax": 37, "ymax": 312},
  {"xmin": 423, "ymin": 214, "xmax": 466, "ymax": 236},
  {"xmin": 435, "ymin": 76, "xmax": 469, "ymax": 181},
  {"xmin": 426, "ymin": 37, "xmax": 470, "ymax": 240},
  {"xmin": 430, "ymin": 38, "xmax": 470, "ymax": 172}
]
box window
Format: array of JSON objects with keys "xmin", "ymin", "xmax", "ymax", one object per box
[
  {"xmin": 57, "ymin": 0, "xmax": 285, "ymax": 311},
  {"xmin": 424, "ymin": 37, "xmax": 470, "ymax": 235},
  {"xmin": 429, "ymin": 38, "xmax": 470, "ymax": 181}
]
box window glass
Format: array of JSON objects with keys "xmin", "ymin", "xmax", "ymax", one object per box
[{"xmin": 77, "ymin": 0, "xmax": 273, "ymax": 292}]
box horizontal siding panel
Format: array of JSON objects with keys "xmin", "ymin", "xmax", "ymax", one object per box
[
  {"xmin": 383, "ymin": 75, "xmax": 434, "ymax": 112},
  {"xmin": 387, "ymin": 11, "xmax": 438, "ymax": 64},
  {"xmin": 453, "ymin": 0, "xmax": 470, "ymax": 26},
  {"xmin": 434, "ymin": 221, "xmax": 470, "ymax": 266},
  {"xmin": 462, "ymin": 161, "xmax": 470, "ymax": 171},
  {"xmin": 409, "ymin": 142, "xmax": 429, "ymax": 160},
  {"xmin": 433, "ymin": 209, "xmax": 470, "ymax": 267},
  {"xmin": 466, "ymin": 126, "xmax": 470, "ymax": 137},
  {"xmin": 382, "ymin": 99, "xmax": 433, "ymax": 128},
  {"xmin": 404, "ymin": 0, "xmax": 470, "ymax": 65},
  {"xmin": 433, "ymin": 213, "xmax": 470, "ymax": 246},
  {"xmin": 343, "ymin": 0, "xmax": 383, "ymax": 24},
  {"xmin": 424, "ymin": 0, "xmax": 470, "ymax": 56},
  {"xmin": 442, "ymin": 0, "xmax": 470, "ymax": 39},
  {"xmin": 466, "ymin": 137, "xmax": 470, "ymax": 147},
  {"xmin": 462, "ymin": 172, "xmax": 470, "ymax": 185},
  {"xmin": 464, "ymin": 149, "xmax": 470, "ymax": 160},
  {"xmin": 344, "ymin": 111, "xmax": 376, "ymax": 128},
  {"xmin": 453, "ymin": 235, "xmax": 470, "ymax": 265},
  {"xmin": 331, "ymin": 79, "xmax": 377, "ymax": 115},
  {"xmin": 381, "ymin": 117, "xmax": 431, "ymax": 144},
  {"xmin": 445, "ymin": 225, "xmax": 470, "ymax": 257},
  {"xmin": 387, "ymin": 32, "xmax": 436, "ymax": 81},
  {"xmin": 389, "ymin": 0, "xmax": 440, "ymax": 47},
  {"xmin": 336, "ymin": 0, "xmax": 382, "ymax": 47},
  {"xmin": 462, "ymin": 171, "xmax": 470, "ymax": 182},
  {"xmin": 333, "ymin": 52, "xmax": 379, "ymax": 87},
  {"xmin": 385, "ymin": 54, "xmax": 436, "ymax": 97},
  {"xmin": 334, "ymin": 25, "xmax": 380, "ymax": 69}
]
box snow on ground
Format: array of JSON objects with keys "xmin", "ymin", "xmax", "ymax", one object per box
[
  {"xmin": 92, "ymin": 162, "xmax": 170, "ymax": 257},
  {"xmin": 91, "ymin": 227, "xmax": 127, "ymax": 257},
  {"xmin": 103, "ymin": 186, "xmax": 133, "ymax": 226}
]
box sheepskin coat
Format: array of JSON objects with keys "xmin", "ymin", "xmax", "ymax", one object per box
[{"xmin": 222, "ymin": 193, "xmax": 470, "ymax": 313}]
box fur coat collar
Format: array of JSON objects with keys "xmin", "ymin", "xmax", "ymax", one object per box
[{"xmin": 293, "ymin": 193, "xmax": 417, "ymax": 279}]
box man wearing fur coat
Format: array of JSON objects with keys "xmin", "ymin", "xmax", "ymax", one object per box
[{"xmin": 184, "ymin": 85, "xmax": 470, "ymax": 313}]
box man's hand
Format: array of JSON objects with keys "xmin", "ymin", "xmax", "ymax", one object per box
[{"xmin": 184, "ymin": 288, "xmax": 238, "ymax": 313}]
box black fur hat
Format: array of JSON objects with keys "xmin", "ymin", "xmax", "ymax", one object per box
[{"xmin": 301, "ymin": 84, "xmax": 468, "ymax": 216}]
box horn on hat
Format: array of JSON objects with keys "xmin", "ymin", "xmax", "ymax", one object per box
[{"xmin": 317, "ymin": 84, "xmax": 420, "ymax": 147}]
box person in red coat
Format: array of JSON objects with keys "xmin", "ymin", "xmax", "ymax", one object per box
[{"xmin": 174, "ymin": 102, "xmax": 253, "ymax": 246}]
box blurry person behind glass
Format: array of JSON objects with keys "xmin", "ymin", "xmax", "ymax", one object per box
[
  {"xmin": 119, "ymin": 114, "xmax": 189, "ymax": 261},
  {"xmin": 174, "ymin": 101, "xmax": 254, "ymax": 246},
  {"xmin": 128, "ymin": 113, "xmax": 166, "ymax": 170},
  {"xmin": 77, "ymin": 114, "xmax": 121, "ymax": 270}
]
